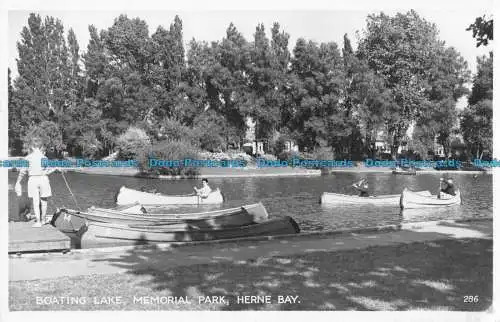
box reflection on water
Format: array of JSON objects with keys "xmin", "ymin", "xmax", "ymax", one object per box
[
  {"xmin": 8, "ymin": 171, "xmax": 492, "ymax": 232},
  {"xmin": 401, "ymin": 206, "xmax": 463, "ymax": 222}
]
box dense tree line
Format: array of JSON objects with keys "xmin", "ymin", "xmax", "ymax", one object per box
[{"xmin": 8, "ymin": 11, "xmax": 492, "ymax": 161}]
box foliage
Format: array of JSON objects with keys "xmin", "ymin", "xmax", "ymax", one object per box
[
  {"xmin": 269, "ymin": 135, "xmax": 287, "ymax": 157},
  {"xmin": 357, "ymin": 10, "xmax": 470, "ymax": 157},
  {"xmin": 469, "ymin": 53, "xmax": 493, "ymax": 105},
  {"xmin": 22, "ymin": 121, "xmax": 65, "ymax": 155},
  {"xmin": 10, "ymin": 13, "xmax": 84, "ymax": 155},
  {"xmin": 9, "ymin": 11, "xmax": 485, "ymax": 163},
  {"xmin": 467, "ymin": 16, "xmax": 493, "ymax": 47},
  {"xmin": 138, "ymin": 139, "xmax": 200, "ymax": 176},
  {"xmin": 115, "ymin": 127, "xmax": 151, "ymax": 160},
  {"xmin": 460, "ymin": 53, "xmax": 493, "ymax": 159},
  {"xmin": 158, "ymin": 117, "xmax": 197, "ymax": 144}
]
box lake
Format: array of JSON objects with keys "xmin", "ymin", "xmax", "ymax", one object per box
[{"xmin": 8, "ymin": 170, "xmax": 492, "ymax": 233}]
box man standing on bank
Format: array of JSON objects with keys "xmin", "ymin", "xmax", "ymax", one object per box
[{"xmin": 15, "ymin": 138, "xmax": 59, "ymax": 227}]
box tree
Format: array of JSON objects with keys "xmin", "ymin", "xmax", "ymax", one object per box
[
  {"xmin": 357, "ymin": 10, "xmax": 454, "ymax": 158},
  {"xmin": 350, "ymin": 58, "xmax": 394, "ymax": 158},
  {"xmin": 8, "ymin": 68, "xmax": 23, "ymax": 154},
  {"xmin": 94, "ymin": 15, "xmax": 158, "ymax": 136},
  {"xmin": 288, "ymin": 38, "xmax": 345, "ymax": 152},
  {"xmin": 467, "ymin": 15, "xmax": 493, "ymax": 47},
  {"xmin": 11, "ymin": 13, "xmax": 80, "ymax": 155},
  {"xmin": 460, "ymin": 53, "xmax": 493, "ymax": 159},
  {"xmin": 83, "ymin": 25, "xmax": 107, "ymax": 98},
  {"xmin": 270, "ymin": 23, "xmax": 292, "ymax": 131},
  {"xmin": 414, "ymin": 46, "xmax": 470, "ymax": 157},
  {"xmin": 149, "ymin": 16, "xmax": 188, "ymax": 121},
  {"xmin": 340, "ymin": 34, "xmax": 366, "ymax": 158},
  {"xmin": 204, "ymin": 23, "xmax": 251, "ymax": 148},
  {"xmin": 461, "ymin": 99, "xmax": 492, "ymax": 159},
  {"xmin": 245, "ymin": 23, "xmax": 282, "ymax": 141},
  {"xmin": 469, "ymin": 52, "xmax": 493, "ymax": 105}
]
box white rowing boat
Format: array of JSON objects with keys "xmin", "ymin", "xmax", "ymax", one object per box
[
  {"xmin": 400, "ymin": 188, "xmax": 461, "ymax": 209},
  {"xmin": 116, "ymin": 186, "xmax": 224, "ymax": 205}
]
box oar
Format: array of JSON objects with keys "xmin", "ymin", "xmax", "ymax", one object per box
[{"xmin": 60, "ymin": 170, "xmax": 82, "ymax": 211}]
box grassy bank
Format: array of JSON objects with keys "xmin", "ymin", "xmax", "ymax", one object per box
[
  {"xmin": 9, "ymin": 238, "xmax": 492, "ymax": 311},
  {"xmin": 9, "ymin": 220, "xmax": 492, "ymax": 311}
]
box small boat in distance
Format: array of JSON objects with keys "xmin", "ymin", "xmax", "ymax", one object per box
[
  {"xmin": 392, "ymin": 166, "xmax": 417, "ymax": 175},
  {"xmin": 400, "ymin": 188, "xmax": 461, "ymax": 209},
  {"xmin": 116, "ymin": 186, "xmax": 224, "ymax": 205}
]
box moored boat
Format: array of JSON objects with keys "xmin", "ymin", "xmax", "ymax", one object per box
[
  {"xmin": 78, "ymin": 216, "xmax": 301, "ymax": 247},
  {"xmin": 400, "ymin": 188, "xmax": 461, "ymax": 209},
  {"xmin": 116, "ymin": 186, "xmax": 224, "ymax": 205},
  {"xmin": 320, "ymin": 192, "xmax": 401, "ymax": 205},
  {"xmin": 51, "ymin": 203, "xmax": 269, "ymax": 233}
]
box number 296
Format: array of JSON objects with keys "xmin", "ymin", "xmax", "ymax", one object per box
[{"xmin": 464, "ymin": 296, "xmax": 479, "ymax": 303}]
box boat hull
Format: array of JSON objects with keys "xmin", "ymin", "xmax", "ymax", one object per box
[
  {"xmin": 320, "ymin": 192, "xmax": 401, "ymax": 205},
  {"xmin": 51, "ymin": 203, "xmax": 269, "ymax": 233},
  {"xmin": 79, "ymin": 216, "xmax": 301, "ymax": 247},
  {"xmin": 400, "ymin": 188, "xmax": 461, "ymax": 209},
  {"xmin": 116, "ymin": 186, "xmax": 224, "ymax": 205}
]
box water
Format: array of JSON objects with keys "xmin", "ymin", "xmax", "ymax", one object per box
[{"xmin": 8, "ymin": 170, "xmax": 492, "ymax": 232}]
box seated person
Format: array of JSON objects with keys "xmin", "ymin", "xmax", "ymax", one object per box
[
  {"xmin": 194, "ymin": 178, "xmax": 212, "ymax": 198},
  {"xmin": 439, "ymin": 177, "xmax": 456, "ymax": 198},
  {"xmin": 352, "ymin": 178, "xmax": 369, "ymax": 197}
]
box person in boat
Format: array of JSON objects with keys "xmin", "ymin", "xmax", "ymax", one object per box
[
  {"xmin": 14, "ymin": 138, "xmax": 61, "ymax": 227},
  {"xmin": 194, "ymin": 178, "xmax": 212, "ymax": 198},
  {"xmin": 352, "ymin": 178, "xmax": 369, "ymax": 197},
  {"xmin": 439, "ymin": 177, "xmax": 456, "ymax": 198}
]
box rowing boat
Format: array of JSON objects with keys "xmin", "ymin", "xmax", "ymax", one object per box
[
  {"xmin": 400, "ymin": 188, "xmax": 461, "ymax": 209},
  {"xmin": 392, "ymin": 168, "xmax": 416, "ymax": 175},
  {"xmin": 320, "ymin": 192, "xmax": 401, "ymax": 205},
  {"xmin": 51, "ymin": 203, "xmax": 269, "ymax": 233},
  {"xmin": 115, "ymin": 186, "xmax": 224, "ymax": 205},
  {"xmin": 78, "ymin": 216, "xmax": 300, "ymax": 247}
]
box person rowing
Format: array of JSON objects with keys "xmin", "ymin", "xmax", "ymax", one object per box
[
  {"xmin": 352, "ymin": 178, "xmax": 369, "ymax": 197},
  {"xmin": 194, "ymin": 178, "xmax": 212, "ymax": 198},
  {"xmin": 438, "ymin": 177, "xmax": 456, "ymax": 198}
]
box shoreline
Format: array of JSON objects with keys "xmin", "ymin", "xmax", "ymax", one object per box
[{"xmin": 65, "ymin": 166, "xmax": 492, "ymax": 178}]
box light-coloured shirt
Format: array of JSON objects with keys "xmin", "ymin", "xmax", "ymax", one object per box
[
  {"xmin": 19, "ymin": 149, "xmax": 49, "ymax": 177},
  {"xmin": 196, "ymin": 185, "xmax": 212, "ymax": 198}
]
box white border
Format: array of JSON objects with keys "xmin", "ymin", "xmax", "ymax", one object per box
[{"xmin": 1, "ymin": 1, "xmax": 497, "ymax": 322}]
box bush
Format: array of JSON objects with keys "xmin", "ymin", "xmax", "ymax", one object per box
[
  {"xmin": 197, "ymin": 130, "xmax": 225, "ymax": 152},
  {"xmin": 312, "ymin": 147, "xmax": 333, "ymax": 161},
  {"xmin": 115, "ymin": 127, "xmax": 151, "ymax": 160},
  {"xmin": 138, "ymin": 139, "xmax": 200, "ymax": 177},
  {"xmin": 269, "ymin": 135, "xmax": 287, "ymax": 157},
  {"xmin": 192, "ymin": 110, "xmax": 228, "ymax": 152},
  {"xmin": 277, "ymin": 151, "xmax": 301, "ymax": 163},
  {"xmin": 159, "ymin": 118, "xmax": 198, "ymax": 146}
]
